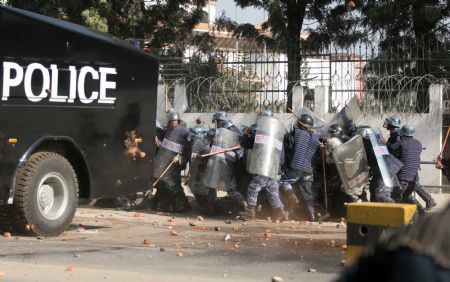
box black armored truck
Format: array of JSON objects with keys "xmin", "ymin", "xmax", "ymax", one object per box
[{"xmin": 0, "ymin": 6, "xmax": 158, "ymax": 235}]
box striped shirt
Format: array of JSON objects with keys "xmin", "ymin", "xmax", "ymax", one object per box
[
  {"xmin": 389, "ymin": 139, "xmax": 422, "ymax": 182},
  {"xmin": 290, "ymin": 127, "xmax": 320, "ymax": 173}
]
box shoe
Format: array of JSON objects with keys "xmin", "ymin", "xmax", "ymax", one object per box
[
  {"xmin": 272, "ymin": 208, "xmax": 287, "ymax": 222},
  {"xmin": 239, "ymin": 205, "xmax": 256, "ymax": 221}
]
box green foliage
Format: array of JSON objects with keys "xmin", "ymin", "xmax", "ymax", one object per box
[{"xmin": 6, "ymin": 0, "xmax": 211, "ymax": 49}]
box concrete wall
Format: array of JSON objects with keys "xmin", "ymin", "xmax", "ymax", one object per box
[{"xmin": 158, "ymin": 83, "xmax": 445, "ymax": 187}]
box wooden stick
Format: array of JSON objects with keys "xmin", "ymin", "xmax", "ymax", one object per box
[
  {"xmin": 321, "ymin": 147, "xmax": 328, "ymax": 211},
  {"xmin": 153, "ymin": 154, "xmax": 180, "ymax": 188},
  {"xmin": 439, "ymin": 126, "xmax": 450, "ymax": 158},
  {"xmin": 287, "ymin": 107, "xmax": 314, "ymax": 134},
  {"xmin": 200, "ymin": 146, "xmax": 240, "ymax": 158}
]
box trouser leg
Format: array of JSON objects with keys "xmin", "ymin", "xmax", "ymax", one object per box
[
  {"xmin": 246, "ymin": 175, "xmax": 264, "ymax": 207},
  {"xmin": 227, "ymin": 174, "xmax": 246, "ymax": 208},
  {"xmin": 298, "ymin": 178, "xmax": 316, "ymax": 221},
  {"xmin": 414, "ymin": 176, "xmax": 436, "ymax": 209},
  {"xmin": 265, "ymin": 176, "xmax": 284, "ymax": 210}
]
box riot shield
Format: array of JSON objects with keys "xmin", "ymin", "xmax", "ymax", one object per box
[
  {"xmin": 365, "ymin": 128, "xmax": 401, "ymax": 188},
  {"xmin": 247, "ymin": 116, "xmax": 285, "ymax": 179},
  {"xmin": 328, "ymin": 96, "xmax": 363, "ymax": 135},
  {"xmin": 153, "ymin": 126, "xmax": 187, "ymax": 178},
  {"xmin": 188, "ymin": 138, "xmax": 210, "ymax": 196},
  {"xmin": 202, "ymin": 128, "xmax": 239, "ymax": 191},
  {"xmin": 332, "ymin": 135, "xmax": 370, "ymax": 197}
]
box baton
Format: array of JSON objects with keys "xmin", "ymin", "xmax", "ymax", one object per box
[
  {"xmin": 439, "ymin": 126, "xmax": 450, "ymax": 158},
  {"xmin": 321, "ymin": 146, "xmax": 328, "ymax": 211},
  {"xmin": 199, "ymin": 145, "xmax": 240, "ymax": 158},
  {"xmin": 153, "ymin": 154, "xmax": 180, "ymax": 188},
  {"xmin": 287, "ymin": 107, "xmax": 314, "ymax": 134}
]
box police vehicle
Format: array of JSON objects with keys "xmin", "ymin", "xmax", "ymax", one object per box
[{"xmin": 0, "ymin": 6, "xmax": 158, "ymax": 235}]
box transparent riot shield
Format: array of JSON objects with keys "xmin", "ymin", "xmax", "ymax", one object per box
[
  {"xmin": 247, "ymin": 116, "xmax": 285, "ymax": 179},
  {"xmin": 366, "ymin": 128, "xmax": 401, "ymax": 188},
  {"xmin": 188, "ymin": 138, "xmax": 210, "ymax": 196},
  {"xmin": 328, "ymin": 96, "xmax": 363, "ymax": 135},
  {"xmin": 202, "ymin": 128, "xmax": 239, "ymax": 191},
  {"xmin": 332, "ymin": 135, "xmax": 370, "ymax": 196},
  {"xmin": 153, "ymin": 126, "xmax": 187, "ymax": 178}
]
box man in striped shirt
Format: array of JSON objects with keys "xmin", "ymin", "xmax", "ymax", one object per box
[
  {"xmin": 280, "ymin": 114, "xmax": 321, "ymax": 221},
  {"xmin": 388, "ymin": 125, "xmax": 426, "ymax": 214}
]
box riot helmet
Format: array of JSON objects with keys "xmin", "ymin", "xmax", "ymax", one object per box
[
  {"xmin": 383, "ymin": 116, "xmax": 401, "ymax": 129},
  {"xmin": 399, "ymin": 124, "xmax": 415, "ymax": 137},
  {"xmin": 259, "ymin": 109, "xmax": 273, "ymax": 117},
  {"xmin": 298, "ymin": 114, "xmax": 314, "ymax": 128},
  {"xmin": 188, "ymin": 126, "xmax": 206, "ymax": 142},
  {"xmin": 166, "ymin": 109, "xmax": 181, "ymax": 122},
  {"xmin": 327, "ymin": 124, "xmax": 343, "ymax": 139},
  {"xmin": 248, "ymin": 123, "xmax": 257, "ymax": 136},
  {"xmin": 212, "ymin": 111, "xmax": 228, "ymax": 122},
  {"xmin": 204, "ymin": 128, "xmax": 216, "ymax": 144}
]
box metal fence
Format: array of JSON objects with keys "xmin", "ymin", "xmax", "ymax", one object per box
[{"xmin": 155, "ymin": 37, "xmax": 450, "ymax": 114}]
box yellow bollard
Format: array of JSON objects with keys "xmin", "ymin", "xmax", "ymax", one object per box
[{"xmin": 345, "ymin": 202, "xmax": 417, "ymax": 265}]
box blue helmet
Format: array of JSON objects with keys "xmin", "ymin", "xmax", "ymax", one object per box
[
  {"xmin": 400, "ymin": 124, "xmax": 415, "ymax": 137},
  {"xmin": 212, "ymin": 111, "xmax": 228, "ymax": 122},
  {"xmin": 248, "ymin": 123, "xmax": 257, "ymax": 136},
  {"xmin": 384, "ymin": 116, "xmax": 401, "ymax": 128},
  {"xmin": 259, "ymin": 109, "xmax": 273, "ymax": 117},
  {"xmin": 205, "ymin": 128, "xmax": 216, "ymax": 143},
  {"xmin": 188, "ymin": 126, "xmax": 206, "ymax": 141}
]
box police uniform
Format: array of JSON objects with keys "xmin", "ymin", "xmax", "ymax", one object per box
[
  {"xmin": 280, "ymin": 118, "xmax": 320, "ymax": 221},
  {"xmin": 388, "ymin": 126, "xmax": 423, "ymax": 208},
  {"xmin": 152, "ymin": 111, "xmax": 191, "ymax": 213}
]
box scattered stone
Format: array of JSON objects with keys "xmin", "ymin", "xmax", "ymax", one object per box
[
  {"xmin": 176, "ymin": 252, "xmax": 183, "ymax": 257},
  {"xmin": 189, "ymin": 222, "xmax": 196, "ymax": 227},
  {"xmin": 308, "ymin": 268, "xmax": 317, "ymax": 273},
  {"xmin": 36, "ymin": 236, "xmax": 44, "ymax": 240},
  {"xmin": 167, "ymin": 218, "xmax": 173, "ymax": 222},
  {"xmin": 170, "ymin": 230, "xmax": 178, "ymax": 236},
  {"xmin": 341, "ymin": 244, "xmax": 348, "ymax": 251},
  {"xmin": 340, "ymin": 259, "xmax": 346, "ymax": 266},
  {"xmin": 328, "ymin": 240, "xmax": 336, "ymax": 247},
  {"xmin": 222, "ymin": 273, "xmax": 227, "ymax": 277},
  {"xmin": 224, "ymin": 234, "xmax": 231, "ymax": 241},
  {"xmin": 73, "ymin": 254, "xmax": 81, "ymax": 258},
  {"xmin": 0, "ymin": 272, "xmax": 4, "ymax": 277},
  {"xmin": 160, "ymin": 248, "xmax": 166, "ymax": 252},
  {"xmin": 65, "ymin": 265, "xmax": 73, "ymax": 272},
  {"xmin": 260, "ymin": 243, "xmax": 267, "ymax": 247},
  {"xmin": 272, "ymin": 276, "xmax": 283, "ymax": 282},
  {"xmin": 196, "ymin": 216, "xmax": 204, "ymax": 221},
  {"xmin": 143, "ymin": 239, "xmax": 150, "ymax": 245},
  {"xmin": 225, "ymin": 220, "xmax": 232, "ymax": 224},
  {"xmin": 2, "ymin": 232, "xmax": 11, "ymax": 238},
  {"xmin": 214, "ymin": 227, "xmax": 220, "ymax": 231}
]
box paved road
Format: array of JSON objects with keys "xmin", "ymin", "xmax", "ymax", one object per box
[
  {"xmin": 0, "ymin": 207, "xmax": 347, "ymax": 282},
  {"xmin": 1, "ymin": 194, "xmax": 448, "ymax": 282}
]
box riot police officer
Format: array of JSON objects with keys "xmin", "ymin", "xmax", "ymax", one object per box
[
  {"xmin": 280, "ymin": 114, "xmax": 321, "ymax": 221},
  {"xmin": 388, "ymin": 125, "xmax": 425, "ymax": 212},
  {"xmin": 212, "ymin": 111, "xmax": 241, "ymax": 135},
  {"xmin": 152, "ymin": 110, "xmax": 191, "ymax": 212},
  {"xmin": 239, "ymin": 110, "xmax": 286, "ymax": 221},
  {"xmin": 203, "ymin": 112, "xmax": 246, "ymax": 215},
  {"xmin": 187, "ymin": 120, "xmax": 209, "ymax": 209},
  {"xmin": 383, "ymin": 116, "xmax": 401, "ymax": 152}
]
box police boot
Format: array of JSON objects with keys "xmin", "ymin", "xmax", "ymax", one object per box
[
  {"xmin": 306, "ymin": 201, "xmax": 316, "ymax": 222},
  {"xmin": 173, "ymin": 191, "xmax": 191, "ymax": 213},
  {"xmin": 415, "ymin": 185, "xmax": 437, "ymax": 209},
  {"xmin": 272, "ymin": 208, "xmax": 287, "ymax": 222},
  {"xmin": 239, "ymin": 205, "xmax": 256, "ymax": 221}
]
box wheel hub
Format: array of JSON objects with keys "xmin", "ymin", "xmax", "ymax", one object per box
[{"xmin": 37, "ymin": 172, "xmax": 69, "ymax": 220}]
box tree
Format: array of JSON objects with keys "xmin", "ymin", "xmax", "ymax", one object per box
[
  {"xmin": 215, "ymin": 0, "xmax": 361, "ymax": 109},
  {"xmin": 6, "ymin": 0, "xmax": 210, "ymax": 49}
]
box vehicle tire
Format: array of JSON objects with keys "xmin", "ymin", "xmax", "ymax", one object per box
[{"xmin": 13, "ymin": 152, "xmax": 78, "ymax": 236}]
